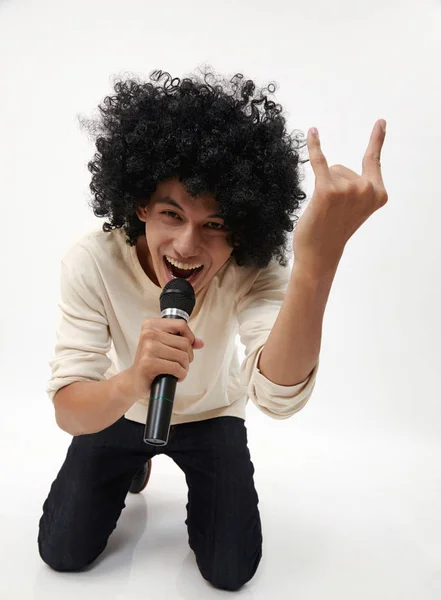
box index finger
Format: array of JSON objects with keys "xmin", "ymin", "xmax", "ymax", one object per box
[
  {"xmin": 146, "ymin": 317, "xmax": 195, "ymax": 343},
  {"xmin": 362, "ymin": 119, "xmax": 386, "ymax": 184},
  {"xmin": 165, "ymin": 318, "xmax": 196, "ymax": 344},
  {"xmin": 307, "ymin": 127, "xmax": 332, "ymax": 183}
]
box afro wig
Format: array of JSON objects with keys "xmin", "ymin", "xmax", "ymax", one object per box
[{"xmin": 79, "ymin": 66, "xmax": 309, "ymax": 269}]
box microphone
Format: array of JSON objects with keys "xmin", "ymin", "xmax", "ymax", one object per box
[{"xmin": 143, "ymin": 278, "xmax": 196, "ymax": 446}]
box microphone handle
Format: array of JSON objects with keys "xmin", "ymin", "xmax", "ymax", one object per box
[{"xmin": 143, "ymin": 314, "xmax": 185, "ymax": 446}]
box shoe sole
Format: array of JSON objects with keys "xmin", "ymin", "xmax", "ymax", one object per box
[
  {"xmin": 129, "ymin": 460, "xmax": 152, "ymax": 494},
  {"xmin": 139, "ymin": 460, "xmax": 152, "ymax": 492}
]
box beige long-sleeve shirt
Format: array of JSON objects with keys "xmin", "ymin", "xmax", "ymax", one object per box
[{"xmin": 46, "ymin": 226, "xmax": 319, "ymax": 426}]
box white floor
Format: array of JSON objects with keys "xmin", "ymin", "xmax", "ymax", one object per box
[{"xmin": 2, "ymin": 406, "xmax": 440, "ymax": 600}]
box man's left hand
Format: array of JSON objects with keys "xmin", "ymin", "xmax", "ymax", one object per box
[{"xmin": 293, "ymin": 119, "xmax": 388, "ymax": 277}]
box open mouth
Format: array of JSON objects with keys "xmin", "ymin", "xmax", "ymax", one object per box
[{"xmin": 163, "ymin": 256, "xmax": 204, "ymax": 285}]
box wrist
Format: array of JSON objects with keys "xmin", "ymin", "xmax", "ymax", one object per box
[
  {"xmin": 111, "ymin": 368, "xmax": 139, "ymax": 405},
  {"xmin": 292, "ymin": 257, "xmax": 341, "ymax": 284}
]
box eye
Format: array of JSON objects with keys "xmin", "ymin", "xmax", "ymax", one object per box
[
  {"xmin": 207, "ymin": 222, "xmax": 226, "ymax": 230},
  {"xmin": 160, "ymin": 211, "xmax": 226, "ymax": 230},
  {"xmin": 161, "ymin": 211, "xmax": 181, "ymax": 220}
]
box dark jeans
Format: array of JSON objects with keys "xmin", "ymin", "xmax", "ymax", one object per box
[{"xmin": 38, "ymin": 415, "xmax": 263, "ymax": 591}]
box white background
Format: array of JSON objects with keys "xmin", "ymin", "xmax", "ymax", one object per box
[{"xmin": 1, "ymin": 0, "xmax": 440, "ymax": 598}]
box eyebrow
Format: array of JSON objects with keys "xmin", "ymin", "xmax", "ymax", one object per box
[{"xmin": 155, "ymin": 196, "xmax": 223, "ymax": 219}]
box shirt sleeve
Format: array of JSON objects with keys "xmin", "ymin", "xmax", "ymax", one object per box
[
  {"xmin": 46, "ymin": 254, "xmax": 113, "ymax": 403},
  {"xmin": 236, "ymin": 259, "xmax": 319, "ymax": 419}
]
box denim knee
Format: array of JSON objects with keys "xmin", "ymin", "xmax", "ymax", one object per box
[
  {"xmin": 200, "ymin": 544, "xmax": 262, "ymax": 591},
  {"xmin": 38, "ymin": 531, "xmax": 104, "ymax": 572}
]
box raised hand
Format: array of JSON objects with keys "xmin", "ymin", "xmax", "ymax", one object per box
[{"xmin": 293, "ymin": 120, "xmax": 388, "ymax": 277}]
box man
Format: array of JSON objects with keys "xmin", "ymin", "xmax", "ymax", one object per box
[{"xmin": 38, "ymin": 67, "xmax": 387, "ymax": 591}]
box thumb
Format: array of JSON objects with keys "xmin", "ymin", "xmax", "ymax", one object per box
[{"xmin": 193, "ymin": 338, "xmax": 205, "ymax": 349}]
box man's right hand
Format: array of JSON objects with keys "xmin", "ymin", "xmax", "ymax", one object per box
[{"xmin": 127, "ymin": 317, "xmax": 204, "ymax": 400}]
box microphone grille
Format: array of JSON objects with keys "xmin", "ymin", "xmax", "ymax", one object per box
[{"xmin": 160, "ymin": 278, "xmax": 196, "ymax": 316}]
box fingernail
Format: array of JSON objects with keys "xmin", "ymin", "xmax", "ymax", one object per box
[
  {"xmin": 310, "ymin": 127, "xmax": 318, "ymax": 137},
  {"xmin": 380, "ymin": 119, "xmax": 386, "ymax": 132}
]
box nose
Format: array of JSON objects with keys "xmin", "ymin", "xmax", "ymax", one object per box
[{"xmin": 173, "ymin": 224, "xmax": 202, "ymax": 259}]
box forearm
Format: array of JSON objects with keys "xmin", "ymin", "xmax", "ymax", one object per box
[
  {"xmin": 53, "ymin": 368, "xmax": 140, "ymax": 436},
  {"xmin": 257, "ymin": 263, "xmax": 338, "ymax": 386}
]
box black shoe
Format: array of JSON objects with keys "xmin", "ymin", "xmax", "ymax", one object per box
[{"xmin": 129, "ymin": 459, "xmax": 152, "ymax": 494}]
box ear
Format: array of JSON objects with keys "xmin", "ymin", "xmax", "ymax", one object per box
[{"xmin": 136, "ymin": 206, "xmax": 147, "ymax": 222}]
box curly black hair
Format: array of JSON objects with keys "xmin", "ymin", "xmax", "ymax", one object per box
[{"xmin": 78, "ymin": 66, "xmax": 309, "ymax": 269}]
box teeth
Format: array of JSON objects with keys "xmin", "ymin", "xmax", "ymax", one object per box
[{"xmin": 165, "ymin": 255, "xmax": 203, "ymax": 270}]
